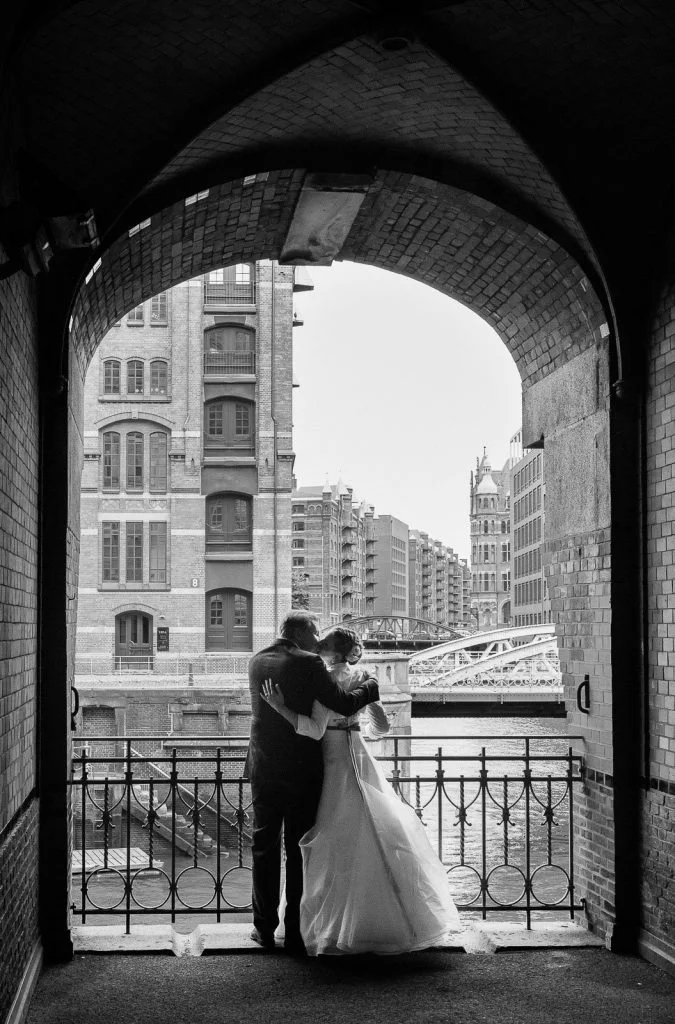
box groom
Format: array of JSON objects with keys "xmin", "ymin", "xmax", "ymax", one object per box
[{"xmin": 246, "ymin": 610, "xmax": 380, "ymax": 953}]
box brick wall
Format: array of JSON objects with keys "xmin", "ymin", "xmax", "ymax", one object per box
[
  {"xmin": 643, "ymin": 276, "xmax": 675, "ymax": 963},
  {"xmin": 0, "ymin": 272, "xmax": 41, "ymax": 1019}
]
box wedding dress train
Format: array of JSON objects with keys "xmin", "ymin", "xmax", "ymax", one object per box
[{"xmin": 296, "ymin": 666, "xmax": 462, "ymax": 956}]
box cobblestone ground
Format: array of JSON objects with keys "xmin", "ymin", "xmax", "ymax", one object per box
[{"xmin": 27, "ymin": 949, "xmax": 675, "ymax": 1024}]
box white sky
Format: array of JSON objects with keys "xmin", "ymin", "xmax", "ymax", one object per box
[{"xmin": 292, "ymin": 261, "xmax": 523, "ymax": 561}]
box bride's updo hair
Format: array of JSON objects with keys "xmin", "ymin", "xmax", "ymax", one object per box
[{"xmin": 317, "ymin": 626, "xmax": 363, "ymax": 664}]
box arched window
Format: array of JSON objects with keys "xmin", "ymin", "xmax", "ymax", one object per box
[
  {"xmin": 206, "ymin": 589, "xmax": 252, "ymax": 651},
  {"xmin": 150, "ymin": 360, "xmax": 168, "ymax": 395},
  {"xmin": 103, "ymin": 360, "xmax": 121, "ymax": 395},
  {"xmin": 204, "ymin": 326, "xmax": 255, "ymax": 375},
  {"xmin": 206, "ymin": 493, "xmax": 252, "ymax": 549},
  {"xmin": 127, "ymin": 359, "xmax": 144, "ymax": 395},
  {"xmin": 204, "ymin": 399, "xmax": 254, "ymax": 454},
  {"xmin": 149, "ymin": 432, "xmax": 167, "ymax": 492},
  {"xmin": 102, "ymin": 431, "xmax": 120, "ymax": 490},
  {"xmin": 126, "ymin": 432, "xmax": 144, "ymax": 490}
]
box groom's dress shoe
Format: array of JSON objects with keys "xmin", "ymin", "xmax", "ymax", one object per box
[
  {"xmin": 284, "ymin": 935, "xmax": 307, "ymax": 957},
  {"xmin": 250, "ymin": 928, "xmax": 276, "ymax": 950}
]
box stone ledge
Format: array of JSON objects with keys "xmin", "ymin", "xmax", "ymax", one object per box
[{"xmin": 72, "ymin": 920, "xmax": 604, "ymax": 958}]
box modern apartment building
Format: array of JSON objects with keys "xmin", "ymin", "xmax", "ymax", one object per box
[
  {"xmin": 408, "ymin": 530, "xmax": 472, "ymax": 629},
  {"xmin": 291, "ymin": 481, "xmax": 372, "ymax": 631},
  {"xmin": 75, "ymin": 261, "xmax": 300, "ymax": 697},
  {"xmin": 372, "ymin": 515, "xmax": 409, "ymax": 617},
  {"xmin": 510, "ymin": 443, "xmax": 551, "ymax": 626}
]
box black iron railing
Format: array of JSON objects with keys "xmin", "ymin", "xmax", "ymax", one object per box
[
  {"xmin": 69, "ymin": 734, "xmax": 584, "ymax": 932},
  {"xmin": 203, "ymin": 281, "xmax": 255, "ymax": 305},
  {"xmin": 203, "ymin": 352, "xmax": 255, "ymax": 376}
]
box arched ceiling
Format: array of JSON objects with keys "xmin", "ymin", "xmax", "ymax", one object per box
[
  {"xmin": 7, "ymin": 0, "xmax": 675, "ymax": 375},
  {"xmin": 70, "ymin": 170, "xmax": 606, "ymax": 392}
]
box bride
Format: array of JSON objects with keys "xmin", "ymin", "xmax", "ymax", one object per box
[{"xmin": 261, "ymin": 625, "xmax": 462, "ymax": 956}]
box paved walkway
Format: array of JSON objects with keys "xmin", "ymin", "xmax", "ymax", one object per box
[{"xmin": 27, "ymin": 945, "xmax": 674, "ymax": 1024}]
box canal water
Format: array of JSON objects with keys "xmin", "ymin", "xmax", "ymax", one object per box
[{"xmin": 73, "ymin": 715, "xmax": 576, "ymax": 931}]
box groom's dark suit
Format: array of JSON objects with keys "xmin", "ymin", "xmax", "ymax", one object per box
[{"xmin": 247, "ymin": 637, "xmax": 379, "ymax": 944}]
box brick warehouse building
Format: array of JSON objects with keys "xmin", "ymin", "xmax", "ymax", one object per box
[
  {"xmin": 2, "ymin": 2, "xmax": 675, "ymax": 1017},
  {"xmin": 510, "ymin": 436, "xmax": 552, "ymax": 628},
  {"xmin": 291, "ymin": 481, "xmax": 371, "ymax": 631},
  {"xmin": 74, "ymin": 262, "xmax": 301, "ymax": 737},
  {"xmin": 76, "ymin": 263, "xmax": 298, "ymax": 678}
]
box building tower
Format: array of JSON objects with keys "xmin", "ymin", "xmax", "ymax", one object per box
[{"xmin": 469, "ymin": 448, "xmax": 512, "ymax": 628}]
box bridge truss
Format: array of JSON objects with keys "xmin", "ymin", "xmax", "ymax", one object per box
[
  {"xmin": 409, "ymin": 624, "xmax": 562, "ymax": 691},
  {"xmin": 334, "ymin": 616, "xmax": 462, "ymax": 648}
]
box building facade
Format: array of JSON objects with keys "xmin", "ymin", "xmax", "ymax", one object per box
[
  {"xmin": 372, "ymin": 514, "xmax": 409, "ymax": 617},
  {"xmin": 291, "ymin": 482, "xmax": 371, "ymax": 631},
  {"xmin": 408, "ymin": 530, "xmax": 472, "ymax": 629},
  {"xmin": 76, "ymin": 261, "xmax": 298, "ymax": 691},
  {"xmin": 469, "ymin": 447, "xmax": 515, "ymax": 628},
  {"xmin": 510, "ymin": 445, "xmax": 551, "ymax": 626}
]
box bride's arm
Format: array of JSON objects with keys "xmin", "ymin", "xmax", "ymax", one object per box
[{"xmin": 260, "ymin": 680, "xmax": 330, "ymax": 739}]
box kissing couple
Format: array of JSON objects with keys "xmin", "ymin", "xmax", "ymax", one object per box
[{"xmin": 246, "ymin": 610, "xmax": 461, "ymax": 956}]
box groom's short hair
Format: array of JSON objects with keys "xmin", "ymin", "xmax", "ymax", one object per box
[{"xmin": 280, "ymin": 610, "xmax": 319, "ymax": 641}]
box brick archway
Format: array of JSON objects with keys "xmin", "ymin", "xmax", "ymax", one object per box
[
  {"xmin": 63, "ymin": 164, "xmax": 620, "ymax": 944},
  {"xmin": 5, "ymin": 2, "xmax": 672, "ymax": 996}
]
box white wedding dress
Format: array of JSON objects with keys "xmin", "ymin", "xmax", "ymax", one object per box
[{"xmin": 295, "ymin": 663, "xmax": 462, "ymax": 956}]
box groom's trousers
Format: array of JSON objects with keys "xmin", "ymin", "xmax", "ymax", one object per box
[{"xmin": 251, "ymin": 782, "xmax": 321, "ymax": 941}]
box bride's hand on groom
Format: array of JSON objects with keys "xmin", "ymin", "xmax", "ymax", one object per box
[{"xmin": 261, "ymin": 678, "xmax": 286, "ymax": 711}]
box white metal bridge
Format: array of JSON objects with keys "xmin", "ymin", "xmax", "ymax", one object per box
[{"xmin": 408, "ymin": 623, "xmax": 562, "ymax": 694}]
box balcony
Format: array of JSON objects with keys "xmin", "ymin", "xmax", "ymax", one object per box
[
  {"xmin": 203, "ymin": 351, "xmax": 256, "ymax": 376},
  {"xmin": 203, "ymin": 279, "xmax": 255, "ymax": 306},
  {"xmin": 69, "ymin": 733, "xmax": 584, "ymax": 934}
]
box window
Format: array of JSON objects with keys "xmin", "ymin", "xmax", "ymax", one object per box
[
  {"xmin": 208, "ymin": 403, "xmax": 223, "ymax": 436},
  {"xmin": 293, "ymin": 522, "xmax": 305, "ymax": 532},
  {"xmin": 150, "ymin": 360, "xmax": 168, "ymax": 395},
  {"xmin": 103, "ymin": 360, "xmax": 121, "ymax": 395},
  {"xmin": 127, "ymin": 304, "xmax": 144, "ymax": 324},
  {"xmin": 102, "ymin": 431, "xmax": 120, "ymax": 490},
  {"xmin": 203, "ymin": 264, "xmax": 255, "ymax": 305},
  {"xmin": 235, "ymin": 403, "xmax": 250, "ymax": 437},
  {"xmin": 126, "ymin": 522, "xmax": 143, "ymax": 582},
  {"xmin": 151, "ymin": 292, "xmax": 167, "ymax": 323},
  {"xmin": 126, "ymin": 432, "xmax": 144, "ymax": 490},
  {"xmin": 127, "ymin": 360, "xmax": 144, "ymax": 395},
  {"xmin": 292, "ymin": 538, "xmax": 305, "ymax": 549},
  {"xmin": 149, "ymin": 432, "xmax": 167, "ymax": 492},
  {"xmin": 206, "ymin": 493, "xmax": 252, "ymax": 548},
  {"xmin": 102, "ymin": 523, "xmax": 120, "ymax": 582},
  {"xmin": 203, "ymin": 326, "xmax": 255, "ymax": 374},
  {"xmin": 204, "ymin": 399, "xmax": 254, "ymax": 452},
  {"xmin": 149, "ymin": 523, "xmax": 167, "ymax": 582}
]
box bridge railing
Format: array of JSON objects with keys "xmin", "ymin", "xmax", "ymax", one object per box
[{"xmin": 69, "ymin": 733, "xmax": 583, "ymax": 932}]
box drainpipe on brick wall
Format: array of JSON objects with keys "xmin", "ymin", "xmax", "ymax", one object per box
[{"xmin": 270, "ymin": 262, "xmax": 279, "ymax": 635}]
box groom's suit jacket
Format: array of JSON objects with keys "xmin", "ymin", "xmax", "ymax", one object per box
[{"xmin": 246, "ymin": 638, "xmax": 379, "ymax": 795}]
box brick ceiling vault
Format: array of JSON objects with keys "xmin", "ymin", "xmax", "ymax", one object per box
[
  {"xmin": 70, "ymin": 169, "xmax": 606, "ymax": 392},
  {"xmin": 13, "ymin": 0, "xmax": 671, "ymax": 383}
]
